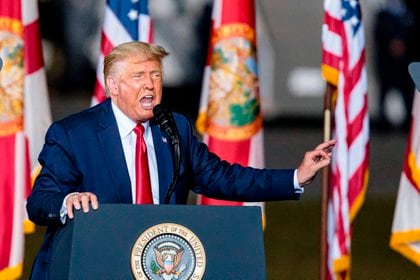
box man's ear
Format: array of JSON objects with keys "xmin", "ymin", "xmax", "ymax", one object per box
[{"xmin": 106, "ymin": 76, "xmax": 118, "ymax": 96}]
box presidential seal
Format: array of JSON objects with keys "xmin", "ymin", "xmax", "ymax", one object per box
[{"xmin": 131, "ymin": 223, "xmax": 206, "ymax": 280}]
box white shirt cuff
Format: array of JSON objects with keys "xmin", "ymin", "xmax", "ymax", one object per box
[
  {"xmin": 293, "ymin": 170, "xmax": 304, "ymax": 194},
  {"xmin": 60, "ymin": 192, "xmax": 79, "ymax": 224}
]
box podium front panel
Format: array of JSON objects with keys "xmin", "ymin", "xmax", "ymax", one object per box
[{"xmin": 50, "ymin": 204, "xmax": 266, "ymax": 279}]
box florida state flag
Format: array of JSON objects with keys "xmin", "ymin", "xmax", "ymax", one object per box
[
  {"xmin": 0, "ymin": 0, "xmax": 51, "ymax": 278},
  {"xmin": 390, "ymin": 91, "xmax": 420, "ymax": 266},
  {"xmin": 196, "ymin": 0, "xmax": 265, "ymax": 210}
]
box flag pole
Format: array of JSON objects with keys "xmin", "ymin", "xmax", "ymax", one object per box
[{"xmin": 320, "ymin": 82, "xmax": 334, "ymax": 280}]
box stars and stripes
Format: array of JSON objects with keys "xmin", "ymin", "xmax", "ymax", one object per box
[
  {"xmin": 92, "ymin": 0, "xmax": 153, "ymax": 105},
  {"xmin": 322, "ymin": 0, "xmax": 369, "ymax": 279}
]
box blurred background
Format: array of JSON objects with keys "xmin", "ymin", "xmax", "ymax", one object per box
[{"xmin": 22, "ymin": 0, "xmax": 419, "ymax": 278}]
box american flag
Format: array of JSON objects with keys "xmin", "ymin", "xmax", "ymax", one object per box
[
  {"xmin": 92, "ymin": 0, "xmax": 153, "ymax": 105},
  {"xmin": 0, "ymin": 0, "xmax": 51, "ymax": 278},
  {"xmin": 322, "ymin": 0, "xmax": 369, "ymax": 279}
]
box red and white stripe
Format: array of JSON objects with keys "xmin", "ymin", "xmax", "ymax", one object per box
[
  {"xmin": 0, "ymin": 0, "xmax": 51, "ymax": 278},
  {"xmin": 92, "ymin": 4, "xmax": 153, "ymax": 105},
  {"xmin": 390, "ymin": 91, "xmax": 420, "ymax": 266},
  {"xmin": 322, "ymin": 0, "xmax": 369, "ymax": 279},
  {"xmin": 23, "ymin": 0, "xmax": 52, "ymax": 174},
  {"xmin": 0, "ymin": 133, "xmax": 30, "ymax": 279}
]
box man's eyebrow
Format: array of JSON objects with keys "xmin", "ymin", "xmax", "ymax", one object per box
[
  {"xmin": 131, "ymin": 69, "xmax": 145, "ymax": 74},
  {"xmin": 130, "ymin": 69, "xmax": 162, "ymax": 76}
]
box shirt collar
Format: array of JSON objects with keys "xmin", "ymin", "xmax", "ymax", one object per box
[{"xmin": 111, "ymin": 101, "xmax": 150, "ymax": 138}]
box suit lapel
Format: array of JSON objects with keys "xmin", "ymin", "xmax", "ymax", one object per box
[
  {"xmin": 97, "ymin": 100, "xmax": 132, "ymax": 203},
  {"xmin": 151, "ymin": 122, "xmax": 174, "ymax": 204}
]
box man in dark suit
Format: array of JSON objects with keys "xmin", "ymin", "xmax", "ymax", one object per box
[{"xmin": 26, "ymin": 41, "xmax": 335, "ymax": 279}]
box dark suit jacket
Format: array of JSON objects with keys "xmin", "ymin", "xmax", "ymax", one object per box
[{"xmin": 26, "ymin": 98, "xmax": 299, "ymax": 279}]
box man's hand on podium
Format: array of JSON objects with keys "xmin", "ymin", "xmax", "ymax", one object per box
[{"xmin": 66, "ymin": 192, "xmax": 99, "ymax": 219}]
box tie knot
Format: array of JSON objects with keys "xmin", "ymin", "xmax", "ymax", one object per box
[{"xmin": 134, "ymin": 124, "xmax": 145, "ymax": 136}]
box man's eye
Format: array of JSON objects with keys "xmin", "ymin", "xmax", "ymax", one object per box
[{"xmin": 152, "ymin": 73, "xmax": 161, "ymax": 79}]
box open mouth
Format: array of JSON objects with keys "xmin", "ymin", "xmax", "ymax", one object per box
[{"xmin": 140, "ymin": 95, "xmax": 154, "ymax": 108}]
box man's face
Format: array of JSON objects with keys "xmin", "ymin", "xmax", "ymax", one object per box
[{"xmin": 107, "ymin": 55, "xmax": 163, "ymax": 122}]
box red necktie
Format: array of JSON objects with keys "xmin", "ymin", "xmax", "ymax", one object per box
[{"xmin": 133, "ymin": 124, "xmax": 153, "ymax": 204}]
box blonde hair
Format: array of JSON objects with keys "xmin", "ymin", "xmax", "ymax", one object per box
[{"xmin": 103, "ymin": 41, "xmax": 169, "ymax": 95}]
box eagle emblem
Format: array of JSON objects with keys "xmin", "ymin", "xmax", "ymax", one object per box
[
  {"xmin": 131, "ymin": 223, "xmax": 206, "ymax": 280},
  {"xmin": 151, "ymin": 241, "xmax": 187, "ymax": 279}
]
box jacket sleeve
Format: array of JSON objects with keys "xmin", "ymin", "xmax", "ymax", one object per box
[
  {"xmin": 173, "ymin": 114, "xmax": 300, "ymax": 202},
  {"xmin": 27, "ymin": 122, "xmax": 81, "ymax": 226}
]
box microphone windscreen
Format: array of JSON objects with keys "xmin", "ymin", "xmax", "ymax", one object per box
[
  {"xmin": 153, "ymin": 104, "xmax": 169, "ymax": 119},
  {"xmin": 153, "ymin": 104, "xmax": 178, "ymax": 143}
]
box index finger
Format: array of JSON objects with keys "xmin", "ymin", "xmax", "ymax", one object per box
[{"xmin": 315, "ymin": 139, "xmax": 336, "ymax": 151}]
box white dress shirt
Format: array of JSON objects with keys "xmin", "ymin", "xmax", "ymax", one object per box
[{"xmin": 112, "ymin": 101, "xmax": 160, "ymax": 204}]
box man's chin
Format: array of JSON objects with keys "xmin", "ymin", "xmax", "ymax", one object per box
[{"xmin": 137, "ymin": 112, "xmax": 154, "ymax": 122}]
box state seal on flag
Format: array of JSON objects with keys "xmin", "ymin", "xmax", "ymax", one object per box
[
  {"xmin": 206, "ymin": 23, "xmax": 263, "ymax": 141},
  {"xmin": 0, "ymin": 16, "xmax": 24, "ymax": 136},
  {"xmin": 131, "ymin": 223, "xmax": 206, "ymax": 280}
]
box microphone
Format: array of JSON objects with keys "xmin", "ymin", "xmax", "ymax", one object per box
[
  {"xmin": 153, "ymin": 104, "xmax": 181, "ymax": 204},
  {"xmin": 153, "ymin": 104, "xmax": 179, "ymax": 144}
]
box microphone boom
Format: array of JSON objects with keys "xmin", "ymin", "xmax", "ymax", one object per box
[
  {"xmin": 153, "ymin": 104, "xmax": 178, "ymax": 144},
  {"xmin": 153, "ymin": 104, "xmax": 181, "ymax": 204}
]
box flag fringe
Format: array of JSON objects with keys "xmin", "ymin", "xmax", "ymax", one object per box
[
  {"xmin": 349, "ymin": 169, "xmax": 369, "ymax": 222},
  {"xmin": 24, "ymin": 219, "xmax": 35, "ymax": 234},
  {"xmin": 195, "ymin": 112, "xmax": 207, "ymax": 135},
  {"xmin": 321, "ymin": 64, "xmax": 339, "ymax": 86},
  {"xmin": 333, "ymin": 254, "xmax": 350, "ymax": 280},
  {"xmin": 408, "ymin": 152, "xmax": 420, "ymax": 192},
  {"xmin": 390, "ymin": 229, "xmax": 420, "ymax": 266},
  {"xmin": 0, "ymin": 263, "xmax": 23, "ymax": 280}
]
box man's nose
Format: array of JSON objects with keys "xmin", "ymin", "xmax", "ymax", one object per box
[{"xmin": 144, "ymin": 75, "xmax": 154, "ymax": 89}]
